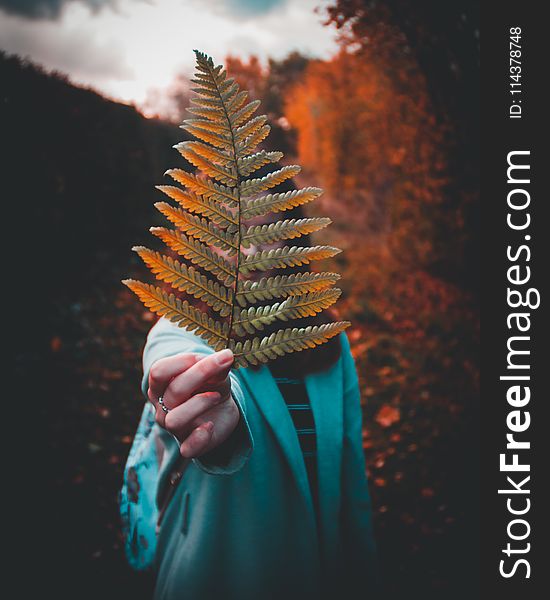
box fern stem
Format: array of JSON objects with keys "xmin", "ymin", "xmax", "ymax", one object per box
[
  {"xmin": 203, "ymin": 57, "xmax": 243, "ymax": 349},
  {"xmin": 228, "ymin": 196, "xmax": 243, "ymax": 348}
]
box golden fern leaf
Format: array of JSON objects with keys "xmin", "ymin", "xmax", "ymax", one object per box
[
  {"xmin": 229, "ymin": 321, "xmax": 351, "ymax": 368},
  {"xmin": 230, "ymin": 99, "xmax": 261, "ymax": 127},
  {"xmin": 154, "ymin": 202, "xmax": 240, "ymax": 255},
  {"xmin": 240, "ymin": 245, "xmax": 342, "ymax": 275},
  {"xmin": 132, "ymin": 247, "xmax": 233, "ymax": 316},
  {"xmin": 231, "ymin": 289, "xmax": 342, "ymax": 336},
  {"xmin": 121, "ymin": 280, "xmax": 229, "ymax": 350},
  {"xmin": 174, "ymin": 146, "xmax": 237, "ymax": 186},
  {"xmin": 175, "ymin": 141, "xmax": 233, "ymax": 168},
  {"xmin": 156, "ymin": 185, "xmax": 238, "ymax": 229},
  {"xmin": 166, "ymin": 169, "xmax": 239, "ymax": 205},
  {"xmin": 234, "ymin": 115, "xmax": 268, "ymax": 143},
  {"xmin": 240, "ymin": 165, "xmax": 301, "ymax": 196},
  {"xmin": 150, "ymin": 227, "xmax": 236, "ymax": 285},
  {"xmin": 186, "ymin": 105, "xmax": 225, "ymax": 120},
  {"xmin": 184, "ymin": 118, "xmax": 228, "ymax": 135},
  {"xmin": 237, "ymin": 150, "xmax": 284, "ymax": 177},
  {"xmin": 179, "ymin": 122, "xmax": 232, "ymax": 149},
  {"xmin": 225, "ymin": 90, "xmax": 248, "ymax": 112},
  {"xmin": 122, "ymin": 49, "xmax": 351, "ymax": 368},
  {"xmin": 235, "ymin": 272, "xmax": 341, "ymax": 306},
  {"xmin": 241, "ymin": 187, "xmax": 323, "ymax": 219},
  {"xmin": 241, "ymin": 217, "xmax": 331, "ymax": 248},
  {"xmin": 239, "ymin": 124, "xmax": 271, "ymax": 155}
]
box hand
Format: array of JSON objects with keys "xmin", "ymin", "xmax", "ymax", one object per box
[{"xmin": 147, "ymin": 348, "xmax": 240, "ymax": 459}]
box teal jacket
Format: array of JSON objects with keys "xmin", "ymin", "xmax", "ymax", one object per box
[{"xmin": 119, "ymin": 317, "xmax": 378, "ymax": 599}]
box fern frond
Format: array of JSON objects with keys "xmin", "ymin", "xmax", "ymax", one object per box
[
  {"xmin": 194, "ymin": 59, "xmax": 223, "ymax": 76},
  {"xmin": 230, "ymin": 99, "xmax": 261, "ymax": 127},
  {"xmin": 122, "ymin": 280, "xmax": 229, "ymax": 349},
  {"xmin": 231, "ymin": 289, "xmax": 342, "ymax": 336},
  {"xmin": 179, "ymin": 122, "xmax": 232, "ymax": 150},
  {"xmin": 123, "ymin": 50, "xmax": 350, "ymax": 367},
  {"xmin": 190, "ymin": 84, "xmax": 220, "ymax": 99},
  {"xmin": 133, "ymin": 247, "xmax": 233, "ymax": 316},
  {"xmin": 240, "ymin": 165, "xmax": 301, "ymax": 196},
  {"xmin": 186, "ymin": 105, "xmax": 225, "ymax": 121},
  {"xmin": 189, "ymin": 95, "xmax": 223, "ymax": 109},
  {"xmin": 184, "ymin": 118, "xmax": 228, "ymax": 135},
  {"xmin": 242, "ymin": 187, "xmax": 323, "ymax": 219},
  {"xmin": 229, "ymin": 321, "xmax": 351, "ymax": 368},
  {"xmin": 235, "ymin": 272, "xmax": 341, "ymax": 306},
  {"xmin": 151, "ymin": 227, "xmax": 236, "ymax": 285},
  {"xmin": 225, "ymin": 89, "xmax": 248, "ymax": 112},
  {"xmin": 233, "ymin": 115, "xmax": 268, "ymax": 144},
  {"xmin": 156, "ymin": 185, "xmax": 238, "ymax": 229},
  {"xmin": 241, "ymin": 217, "xmax": 331, "ymax": 248},
  {"xmin": 175, "ymin": 141, "xmax": 233, "ymax": 168},
  {"xmin": 154, "ymin": 202, "xmax": 239, "ymax": 255},
  {"xmin": 190, "ymin": 75, "xmax": 218, "ymax": 89},
  {"xmin": 166, "ymin": 169, "xmax": 239, "ymax": 206},
  {"xmin": 174, "ymin": 146, "xmax": 237, "ymax": 186},
  {"xmin": 237, "ymin": 150, "xmax": 284, "ymax": 177},
  {"xmin": 238, "ymin": 124, "xmax": 271, "ymax": 156},
  {"xmin": 219, "ymin": 79, "xmax": 240, "ymax": 101},
  {"xmin": 240, "ymin": 245, "xmax": 342, "ymax": 274}
]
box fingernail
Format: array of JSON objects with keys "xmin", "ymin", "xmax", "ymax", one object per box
[{"xmin": 215, "ymin": 348, "xmax": 233, "ymax": 366}]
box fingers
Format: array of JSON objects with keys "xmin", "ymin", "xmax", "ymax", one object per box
[
  {"xmin": 148, "ymin": 352, "xmax": 200, "ymax": 404},
  {"xmin": 161, "ymin": 349, "xmax": 234, "ymax": 410},
  {"xmin": 180, "ymin": 421, "xmax": 215, "ymax": 458},
  {"xmin": 164, "ymin": 391, "xmax": 223, "ymax": 433}
]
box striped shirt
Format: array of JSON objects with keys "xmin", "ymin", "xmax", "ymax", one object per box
[{"xmin": 268, "ymin": 365, "xmax": 320, "ymax": 529}]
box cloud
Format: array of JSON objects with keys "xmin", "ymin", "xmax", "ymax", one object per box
[
  {"xmin": 0, "ymin": 0, "xmax": 338, "ymax": 107},
  {"xmin": 222, "ymin": 1, "xmax": 335, "ymax": 62},
  {"xmin": 0, "ymin": 7, "xmax": 132, "ymax": 80},
  {"xmin": 0, "ymin": 0, "xmax": 116, "ymax": 20}
]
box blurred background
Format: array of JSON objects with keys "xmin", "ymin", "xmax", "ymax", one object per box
[{"xmin": 3, "ymin": 0, "xmax": 479, "ymax": 598}]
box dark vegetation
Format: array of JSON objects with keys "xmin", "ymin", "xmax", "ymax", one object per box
[{"xmin": 4, "ymin": 51, "xmax": 169, "ymax": 597}]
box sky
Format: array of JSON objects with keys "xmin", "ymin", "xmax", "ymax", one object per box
[{"xmin": 0, "ymin": 0, "xmax": 339, "ymax": 113}]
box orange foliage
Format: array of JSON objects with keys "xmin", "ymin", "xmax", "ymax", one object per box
[
  {"xmin": 284, "ymin": 47, "xmax": 449, "ymax": 275},
  {"xmin": 375, "ymin": 405, "xmax": 401, "ymax": 428},
  {"xmin": 225, "ymin": 54, "xmax": 266, "ymax": 101}
]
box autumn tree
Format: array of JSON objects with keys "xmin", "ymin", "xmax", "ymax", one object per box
[
  {"xmin": 283, "ymin": 47, "xmax": 451, "ymax": 322},
  {"xmin": 225, "ymin": 52, "xmax": 310, "ymax": 156},
  {"xmin": 324, "ymin": 0, "xmax": 480, "ymax": 291}
]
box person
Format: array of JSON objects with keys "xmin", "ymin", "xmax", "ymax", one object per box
[{"xmin": 119, "ymin": 202, "xmax": 379, "ymax": 599}]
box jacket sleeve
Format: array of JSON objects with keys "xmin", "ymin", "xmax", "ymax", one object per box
[
  {"xmin": 339, "ymin": 331, "xmax": 379, "ymax": 589},
  {"xmin": 141, "ymin": 316, "xmax": 254, "ymax": 476},
  {"xmin": 119, "ymin": 400, "xmax": 163, "ymax": 571}
]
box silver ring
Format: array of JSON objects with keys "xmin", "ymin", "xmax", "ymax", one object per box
[{"xmin": 158, "ymin": 395, "xmax": 170, "ymax": 413}]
